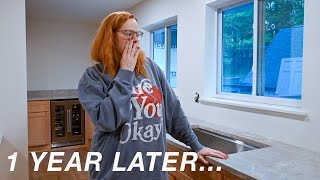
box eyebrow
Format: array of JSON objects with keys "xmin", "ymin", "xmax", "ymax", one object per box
[{"xmin": 122, "ymin": 29, "xmax": 140, "ymax": 32}]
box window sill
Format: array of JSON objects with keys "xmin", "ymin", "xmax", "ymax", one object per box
[{"xmin": 199, "ymin": 98, "xmax": 308, "ymax": 121}]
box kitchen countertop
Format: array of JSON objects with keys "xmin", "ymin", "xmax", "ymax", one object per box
[
  {"xmin": 27, "ymin": 89, "xmax": 78, "ymax": 101},
  {"xmin": 166, "ymin": 118, "xmax": 320, "ymax": 180}
]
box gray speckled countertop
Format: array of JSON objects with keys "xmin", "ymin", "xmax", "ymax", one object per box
[
  {"xmin": 166, "ymin": 118, "xmax": 320, "ymax": 180},
  {"xmin": 27, "ymin": 89, "xmax": 78, "ymax": 101}
]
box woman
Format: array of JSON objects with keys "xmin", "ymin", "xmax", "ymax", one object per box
[{"xmin": 78, "ymin": 11, "xmax": 228, "ymax": 180}]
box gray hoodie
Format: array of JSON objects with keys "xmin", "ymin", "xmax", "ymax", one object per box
[{"xmin": 78, "ymin": 58, "xmax": 204, "ymax": 180}]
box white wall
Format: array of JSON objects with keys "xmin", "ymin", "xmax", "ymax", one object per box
[
  {"xmin": 0, "ymin": 0, "xmax": 28, "ymax": 179},
  {"xmin": 130, "ymin": 0, "xmax": 320, "ymax": 152},
  {"xmin": 27, "ymin": 20, "xmax": 97, "ymax": 90}
]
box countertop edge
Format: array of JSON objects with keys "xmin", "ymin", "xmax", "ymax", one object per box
[
  {"xmin": 166, "ymin": 134, "xmax": 257, "ymax": 180},
  {"xmin": 27, "ymin": 89, "xmax": 78, "ymax": 101},
  {"xmin": 27, "ymin": 96, "xmax": 79, "ymax": 101},
  {"xmin": 166, "ymin": 119, "xmax": 320, "ymax": 180}
]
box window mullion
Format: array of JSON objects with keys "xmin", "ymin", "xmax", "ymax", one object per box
[
  {"xmin": 217, "ymin": 11, "xmax": 223, "ymax": 94},
  {"xmin": 257, "ymin": 0, "xmax": 266, "ymax": 96},
  {"xmin": 150, "ymin": 32, "xmax": 154, "ymax": 60},
  {"xmin": 165, "ymin": 26, "xmax": 170, "ymax": 82},
  {"xmin": 252, "ymin": 0, "xmax": 258, "ymax": 96}
]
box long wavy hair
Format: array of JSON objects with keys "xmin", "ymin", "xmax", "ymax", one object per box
[{"xmin": 90, "ymin": 11, "xmax": 148, "ymax": 77}]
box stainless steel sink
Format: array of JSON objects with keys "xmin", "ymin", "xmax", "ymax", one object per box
[{"xmin": 193, "ymin": 128, "xmax": 267, "ymax": 154}]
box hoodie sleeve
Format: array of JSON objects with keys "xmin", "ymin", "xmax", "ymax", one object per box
[
  {"xmin": 78, "ymin": 68, "xmax": 134, "ymax": 132},
  {"xmin": 153, "ymin": 62, "xmax": 205, "ymax": 153}
]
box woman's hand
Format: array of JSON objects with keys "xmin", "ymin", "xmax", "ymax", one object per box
[
  {"xmin": 197, "ymin": 147, "xmax": 229, "ymax": 165},
  {"xmin": 120, "ymin": 40, "xmax": 140, "ymax": 72}
]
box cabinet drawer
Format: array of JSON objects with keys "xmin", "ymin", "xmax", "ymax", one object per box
[
  {"xmin": 28, "ymin": 112, "xmax": 47, "ymax": 118},
  {"xmin": 28, "ymin": 101, "xmax": 50, "ymax": 113}
]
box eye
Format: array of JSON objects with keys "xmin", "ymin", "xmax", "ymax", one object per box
[{"xmin": 125, "ymin": 31, "xmax": 133, "ymax": 37}]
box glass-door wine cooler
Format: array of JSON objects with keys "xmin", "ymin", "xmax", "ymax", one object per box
[{"xmin": 50, "ymin": 99, "xmax": 85, "ymax": 148}]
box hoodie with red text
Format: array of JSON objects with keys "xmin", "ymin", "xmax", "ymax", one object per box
[{"xmin": 78, "ymin": 57, "xmax": 204, "ymax": 180}]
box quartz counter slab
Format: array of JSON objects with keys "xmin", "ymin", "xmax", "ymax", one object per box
[
  {"xmin": 166, "ymin": 118, "xmax": 320, "ymax": 180},
  {"xmin": 27, "ymin": 89, "xmax": 78, "ymax": 101}
]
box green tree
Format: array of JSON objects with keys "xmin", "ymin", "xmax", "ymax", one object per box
[
  {"xmin": 222, "ymin": 0, "xmax": 304, "ymax": 77},
  {"xmin": 265, "ymin": 0, "xmax": 304, "ymax": 45}
]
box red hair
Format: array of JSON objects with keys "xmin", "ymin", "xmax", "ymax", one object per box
[{"xmin": 90, "ymin": 11, "xmax": 148, "ymax": 77}]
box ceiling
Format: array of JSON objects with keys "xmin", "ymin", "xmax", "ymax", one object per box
[{"xmin": 26, "ymin": 0, "xmax": 146, "ymax": 24}]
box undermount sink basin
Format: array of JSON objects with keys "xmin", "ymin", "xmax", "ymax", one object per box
[{"xmin": 193, "ymin": 128, "xmax": 267, "ymax": 154}]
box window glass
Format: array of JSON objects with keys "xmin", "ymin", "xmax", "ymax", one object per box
[
  {"xmin": 221, "ymin": 2, "xmax": 254, "ymax": 95},
  {"xmin": 258, "ymin": 0, "xmax": 304, "ymax": 99},
  {"xmin": 153, "ymin": 28, "xmax": 166, "ymax": 75},
  {"xmin": 169, "ymin": 25, "xmax": 177, "ymax": 88}
]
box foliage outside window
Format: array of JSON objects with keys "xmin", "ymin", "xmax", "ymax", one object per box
[{"xmin": 220, "ymin": 0, "xmax": 304, "ymax": 100}]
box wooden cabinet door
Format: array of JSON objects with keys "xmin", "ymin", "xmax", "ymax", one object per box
[
  {"xmin": 167, "ymin": 143, "xmax": 221, "ymax": 180},
  {"xmin": 85, "ymin": 112, "xmax": 95, "ymax": 140},
  {"xmin": 224, "ymin": 171, "xmax": 243, "ymax": 180},
  {"xmin": 168, "ymin": 173, "xmax": 176, "ymax": 180},
  {"xmin": 28, "ymin": 112, "xmax": 50, "ymax": 146},
  {"xmin": 85, "ymin": 112, "xmax": 95, "ymax": 151}
]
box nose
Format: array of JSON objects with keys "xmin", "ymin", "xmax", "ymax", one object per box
[{"xmin": 131, "ymin": 35, "xmax": 139, "ymax": 42}]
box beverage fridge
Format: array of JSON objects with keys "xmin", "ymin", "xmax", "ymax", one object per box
[{"xmin": 50, "ymin": 99, "xmax": 85, "ymax": 148}]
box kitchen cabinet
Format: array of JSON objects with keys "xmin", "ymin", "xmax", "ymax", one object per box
[
  {"xmin": 85, "ymin": 112, "xmax": 95, "ymax": 151},
  {"xmin": 166, "ymin": 143, "xmax": 243, "ymax": 180},
  {"xmin": 168, "ymin": 173, "xmax": 176, "ymax": 180},
  {"xmin": 28, "ymin": 100, "xmax": 50, "ymax": 148},
  {"xmin": 28, "ymin": 99, "xmax": 91, "ymax": 151},
  {"xmin": 50, "ymin": 99, "xmax": 85, "ymax": 148}
]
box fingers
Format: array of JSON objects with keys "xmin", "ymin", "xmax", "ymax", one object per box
[
  {"xmin": 134, "ymin": 46, "xmax": 140, "ymax": 59},
  {"xmin": 120, "ymin": 40, "xmax": 139, "ymax": 72},
  {"xmin": 197, "ymin": 155, "xmax": 209, "ymax": 166},
  {"xmin": 198, "ymin": 148, "xmax": 229, "ymax": 160},
  {"xmin": 205, "ymin": 149, "xmax": 228, "ymax": 159},
  {"xmin": 130, "ymin": 42, "xmax": 138, "ymax": 57},
  {"xmin": 123, "ymin": 40, "xmax": 130, "ymax": 57},
  {"xmin": 218, "ymin": 151, "xmax": 229, "ymax": 159},
  {"xmin": 132, "ymin": 43, "xmax": 140, "ymax": 59},
  {"xmin": 213, "ymin": 149, "xmax": 229, "ymax": 159},
  {"xmin": 127, "ymin": 40, "xmax": 134, "ymax": 55},
  {"xmin": 126, "ymin": 40, "xmax": 139, "ymax": 58}
]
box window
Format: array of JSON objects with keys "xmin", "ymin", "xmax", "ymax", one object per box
[
  {"xmin": 216, "ymin": 0, "xmax": 304, "ymax": 103},
  {"xmin": 152, "ymin": 24, "xmax": 177, "ymax": 88},
  {"xmin": 257, "ymin": 0, "xmax": 304, "ymax": 100},
  {"xmin": 220, "ymin": 2, "xmax": 254, "ymax": 95}
]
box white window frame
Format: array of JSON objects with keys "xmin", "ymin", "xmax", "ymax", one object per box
[
  {"xmin": 206, "ymin": 0, "xmax": 304, "ymax": 108},
  {"xmin": 144, "ymin": 16, "xmax": 178, "ymax": 88}
]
